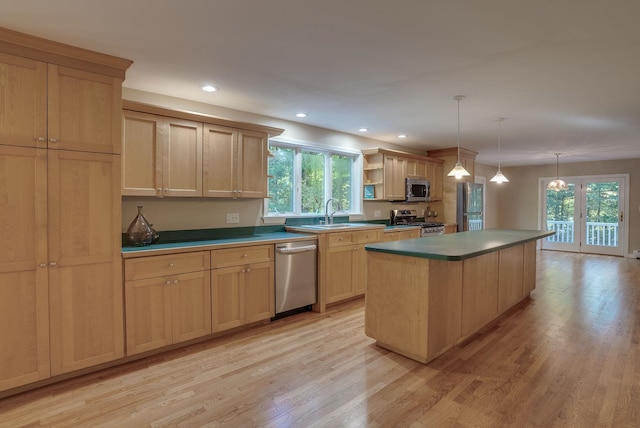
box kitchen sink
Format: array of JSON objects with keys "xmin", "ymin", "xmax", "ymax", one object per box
[{"xmin": 297, "ymin": 223, "xmax": 370, "ymax": 230}]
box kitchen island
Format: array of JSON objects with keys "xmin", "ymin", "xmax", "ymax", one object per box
[{"xmin": 364, "ymin": 229, "xmax": 553, "ymax": 364}]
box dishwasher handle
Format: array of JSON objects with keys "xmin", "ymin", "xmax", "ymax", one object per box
[{"xmin": 276, "ymin": 244, "xmax": 317, "ymax": 254}]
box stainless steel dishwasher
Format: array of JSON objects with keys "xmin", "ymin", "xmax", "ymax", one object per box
[{"xmin": 275, "ymin": 240, "xmax": 317, "ymax": 315}]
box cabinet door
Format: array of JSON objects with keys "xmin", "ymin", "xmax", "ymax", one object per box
[
  {"xmin": 0, "ymin": 146, "xmax": 50, "ymax": 390},
  {"xmin": 47, "ymin": 150, "xmax": 124, "ymax": 375},
  {"xmin": 173, "ymin": 270, "xmax": 212, "ymax": 342},
  {"xmin": 162, "ymin": 118, "xmax": 203, "ymax": 197},
  {"xmin": 406, "ymin": 159, "xmax": 427, "ymax": 178},
  {"xmin": 203, "ymin": 124, "xmax": 237, "ymax": 198},
  {"xmin": 237, "ymin": 130, "xmax": 268, "ymax": 198},
  {"xmin": 122, "ymin": 110, "xmax": 163, "ymax": 196},
  {"xmin": 523, "ymin": 241, "xmax": 537, "ymax": 295},
  {"xmin": 211, "ymin": 266, "xmax": 244, "ymax": 332},
  {"xmin": 244, "ymin": 261, "xmax": 274, "ymax": 323},
  {"xmin": 48, "ymin": 65, "xmax": 122, "ymax": 154},
  {"xmin": 352, "ymin": 246, "xmax": 368, "ymax": 296},
  {"xmin": 383, "ymin": 155, "xmax": 406, "ymax": 200},
  {"xmin": 426, "ymin": 161, "xmax": 443, "ymax": 201},
  {"xmin": 325, "ymin": 245, "xmax": 355, "ymax": 304},
  {"xmin": 0, "ymin": 53, "xmax": 47, "ymax": 148},
  {"xmin": 125, "ymin": 277, "xmax": 173, "ymax": 355}
]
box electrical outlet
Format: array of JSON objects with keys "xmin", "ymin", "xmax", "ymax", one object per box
[
  {"xmin": 374, "ymin": 210, "xmax": 381, "ymax": 218},
  {"xmin": 226, "ymin": 213, "xmax": 240, "ymax": 224}
]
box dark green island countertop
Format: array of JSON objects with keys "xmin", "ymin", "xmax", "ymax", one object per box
[{"xmin": 365, "ymin": 229, "xmax": 554, "ymax": 261}]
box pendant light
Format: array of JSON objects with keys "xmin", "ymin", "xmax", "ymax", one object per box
[
  {"xmin": 447, "ymin": 95, "xmax": 471, "ymax": 179},
  {"xmin": 490, "ymin": 118, "xmax": 509, "ymax": 183},
  {"xmin": 547, "ymin": 153, "xmax": 569, "ymax": 191}
]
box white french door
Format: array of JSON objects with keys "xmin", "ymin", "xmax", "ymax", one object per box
[{"xmin": 541, "ymin": 176, "xmax": 626, "ymax": 256}]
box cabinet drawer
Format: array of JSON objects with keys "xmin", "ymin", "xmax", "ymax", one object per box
[
  {"xmin": 211, "ymin": 245, "xmax": 273, "ymax": 268},
  {"xmin": 383, "ymin": 229, "xmax": 420, "ymax": 242},
  {"xmin": 124, "ymin": 251, "xmax": 210, "ymax": 281},
  {"xmin": 327, "ymin": 232, "xmax": 354, "ymax": 247},
  {"xmin": 352, "ymin": 229, "xmax": 381, "ymax": 244}
]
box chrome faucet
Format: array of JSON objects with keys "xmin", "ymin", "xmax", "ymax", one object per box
[{"xmin": 324, "ymin": 198, "xmax": 342, "ymax": 225}]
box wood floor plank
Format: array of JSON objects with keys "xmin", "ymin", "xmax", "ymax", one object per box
[{"xmin": 1, "ymin": 251, "xmax": 639, "ymax": 427}]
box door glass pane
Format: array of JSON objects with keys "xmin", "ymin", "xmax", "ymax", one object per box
[
  {"xmin": 267, "ymin": 146, "xmax": 294, "ymax": 214},
  {"xmin": 301, "ymin": 151, "xmax": 325, "ymax": 213},
  {"xmin": 584, "ymin": 181, "xmax": 619, "ymax": 247},
  {"xmin": 546, "ymin": 184, "xmax": 576, "ymax": 243}
]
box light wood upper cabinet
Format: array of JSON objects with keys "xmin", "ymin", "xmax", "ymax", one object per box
[
  {"xmin": 0, "ymin": 146, "xmax": 50, "ymax": 391},
  {"xmin": 163, "ymin": 118, "xmax": 203, "ymax": 197},
  {"xmin": 47, "ymin": 150, "xmax": 124, "ymax": 375},
  {"xmin": 0, "ymin": 54, "xmax": 122, "ymax": 154},
  {"xmin": 363, "ymin": 148, "xmax": 444, "ymax": 202},
  {"xmin": 0, "ymin": 53, "xmax": 47, "ymax": 148},
  {"xmin": 48, "ymin": 65, "xmax": 122, "ymax": 154},
  {"xmin": 203, "ymin": 125, "xmax": 268, "ymax": 198},
  {"xmin": 122, "ymin": 110, "xmax": 163, "ymax": 196},
  {"xmin": 122, "ymin": 111, "xmax": 203, "ymax": 197},
  {"xmin": 383, "ymin": 155, "xmax": 406, "ymax": 201}
]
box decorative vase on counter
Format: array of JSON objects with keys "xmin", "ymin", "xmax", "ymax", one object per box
[{"xmin": 126, "ymin": 206, "xmax": 157, "ymax": 246}]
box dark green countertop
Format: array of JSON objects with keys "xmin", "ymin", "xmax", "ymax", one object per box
[{"xmin": 365, "ymin": 229, "xmax": 555, "ymax": 261}]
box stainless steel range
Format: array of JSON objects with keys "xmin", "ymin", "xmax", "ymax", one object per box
[{"xmin": 390, "ymin": 209, "xmax": 445, "ymax": 236}]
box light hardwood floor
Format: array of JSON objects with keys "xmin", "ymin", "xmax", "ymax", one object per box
[{"xmin": 1, "ymin": 251, "xmax": 639, "ymax": 427}]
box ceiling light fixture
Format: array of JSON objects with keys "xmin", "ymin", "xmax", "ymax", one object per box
[
  {"xmin": 547, "ymin": 153, "xmax": 569, "ymax": 191},
  {"xmin": 490, "ymin": 118, "xmax": 509, "ymax": 184},
  {"xmin": 201, "ymin": 85, "xmax": 218, "ymax": 92},
  {"xmin": 296, "ymin": 112, "xmax": 307, "ymax": 118},
  {"xmin": 398, "ymin": 134, "xmax": 407, "ymax": 138},
  {"xmin": 447, "ymin": 95, "xmax": 471, "ymax": 179},
  {"xmin": 358, "ymin": 128, "xmax": 368, "ymax": 132}
]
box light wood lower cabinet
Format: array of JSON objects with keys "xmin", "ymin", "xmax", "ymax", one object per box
[
  {"xmin": 210, "ymin": 245, "xmax": 274, "ymax": 333},
  {"xmin": 124, "ymin": 251, "xmax": 211, "ymax": 355},
  {"xmin": 321, "ymin": 229, "xmax": 382, "ymax": 307}
]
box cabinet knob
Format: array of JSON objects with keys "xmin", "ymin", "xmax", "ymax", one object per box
[
  {"xmin": 166, "ymin": 280, "xmax": 171, "ymax": 285},
  {"xmin": 242, "ymin": 253, "xmax": 248, "ymax": 258},
  {"xmin": 169, "ymin": 263, "xmax": 174, "ymax": 267},
  {"xmin": 173, "ymin": 280, "xmax": 178, "ymax": 284},
  {"xmin": 39, "ymin": 263, "xmax": 47, "ymax": 268},
  {"xmin": 241, "ymin": 269, "xmax": 246, "ymax": 273},
  {"xmin": 49, "ymin": 138, "xmax": 58, "ymax": 143},
  {"xmin": 37, "ymin": 136, "xmax": 46, "ymax": 142},
  {"xmin": 49, "ymin": 261, "xmax": 57, "ymax": 267},
  {"xmin": 246, "ymin": 268, "xmax": 251, "ymax": 272}
]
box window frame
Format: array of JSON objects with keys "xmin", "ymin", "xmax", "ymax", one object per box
[{"xmin": 264, "ymin": 137, "xmax": 363, "ymax": 219}]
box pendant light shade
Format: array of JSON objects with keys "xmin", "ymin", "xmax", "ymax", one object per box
[
  {"xmin": 547, "ymin": 153, "xmax": 569, "ymax": 191},
  {"xmin": 447, "ymin": 95, "xmax": 471, "ymax": 179},
  {"xmin": 490, "ymin": 118, "xmax": 509, "ymax": 183}
]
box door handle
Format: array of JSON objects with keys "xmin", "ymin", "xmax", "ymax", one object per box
[{"xmin": 620, "ymin": 212, "xmax": 624, "ymax": 222}]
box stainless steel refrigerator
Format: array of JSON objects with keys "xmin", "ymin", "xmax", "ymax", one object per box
[{"xmin": 456, "ymin": 182, "xmax": 484, "ymax": 232}]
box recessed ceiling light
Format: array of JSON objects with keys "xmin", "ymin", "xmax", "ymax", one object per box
[
  {"xmin": 296, "ymin": 112, "xmax": 307, "ymax": 118},
  {"xmin": 358, "ymin": 128, "xmax": 369, "ymax": 132},
  {"xmin": 398, "ymin": 134, "xmax": 407, "ymax": 138},
  {"xmin": 201, "ymin": 85, "xmax": 218, "ymax": 92}
]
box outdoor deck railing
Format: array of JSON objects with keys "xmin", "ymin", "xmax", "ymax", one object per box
[{"xmin": 546, "ymin": 220, "xmax": 618, "ymax": 246}]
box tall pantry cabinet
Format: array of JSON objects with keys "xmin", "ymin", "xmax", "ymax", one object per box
[{"xmin": 0, "ymin": 27, "xmax": 131, "ymax": 392}]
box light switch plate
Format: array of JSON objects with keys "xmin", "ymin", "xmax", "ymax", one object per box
[{"xmin": 226, "ymin": 213, "xmax": 240, "ymax": 224}]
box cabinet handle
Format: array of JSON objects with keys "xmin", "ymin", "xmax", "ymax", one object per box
[
  {"xmin": 39, "ymin": 263, "xmax": 47, "ymax": 268},
  {"xmin": 49, "ymin": 261, "xmax": 57, "ymax": 267},
  {"xmin": 173, "ymin": 280, "xmax": 178, "ymax": 284},
  {"xmin": 49, "ymin": 138, "xmax": 58, "ymax": 143},
  {"xmin": 37, "ymin": 136, "xmax": 46, "ymax": 142},
  {"xmin": 241, "ymin": 269, "xmax": 246, "ymax": 273},
  {"xmin": 156, "ymin": 188, "xmax": 162, "ymax": 195},
  {"xmin": 169, "ymin": 263, "xmax": 174, "ymax": 267},
  {"xmin": 166, "ymin": 280, "xmax": 171, "ymax": 285},
  {"xmin": 242, "ymin": 253, "xmax": 248, "ymax": 258},
  {"xmin": 246, "ymin": 268, "xmax": 251, "ymax": 272}
]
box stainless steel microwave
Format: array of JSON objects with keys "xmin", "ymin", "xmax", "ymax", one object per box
[{"xmin": 405, "ymin": 178, "xmax": 430, "ymax": 202}]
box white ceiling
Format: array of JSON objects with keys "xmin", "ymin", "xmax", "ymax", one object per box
[{"xmin": 2, "ymin": 0, "xmax": 640, "ymax": 166}]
